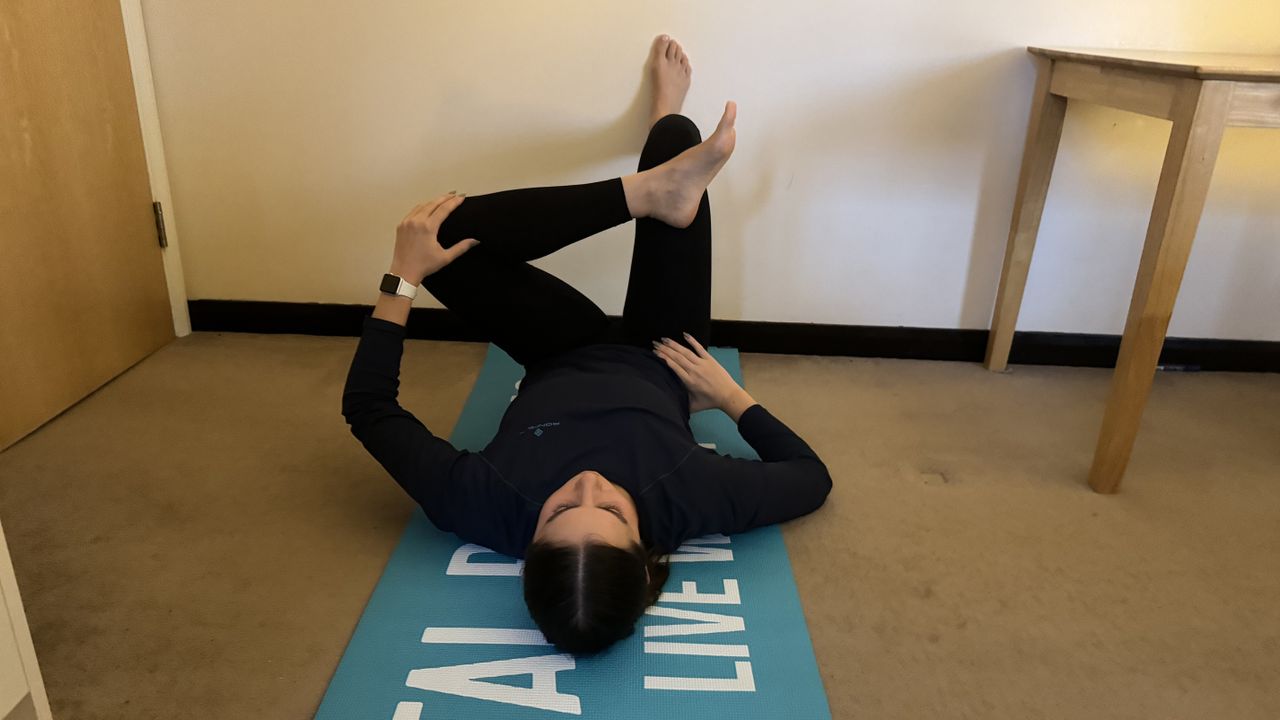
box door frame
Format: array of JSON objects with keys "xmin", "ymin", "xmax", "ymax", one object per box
[
  {"xmin": 119, "ymin": 0, "xmax": 191, "ymax": 337},
  {"xmin": 0, "ymin": 515, "xmax": 51, "ymax": 720}
]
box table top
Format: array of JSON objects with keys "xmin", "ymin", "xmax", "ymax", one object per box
[{"xmin": 1029, "ymin": 47, "xmax": 1280, "ymax": 82}]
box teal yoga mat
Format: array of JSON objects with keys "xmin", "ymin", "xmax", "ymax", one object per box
[{"xmin": 316, "ymin": 345, "xmax": 830, "ymax": 720}]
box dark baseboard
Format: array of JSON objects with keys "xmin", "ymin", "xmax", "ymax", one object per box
[{"xmin": 187, "ymin": 299, "xmax": 1280, "ymax": 373}]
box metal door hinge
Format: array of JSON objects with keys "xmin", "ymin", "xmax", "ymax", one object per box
[{"xmin": 152, "ymin": 201, "xmax": 168, "ymax": 248}]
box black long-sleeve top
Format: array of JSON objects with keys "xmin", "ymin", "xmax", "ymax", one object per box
[{"xmin": 341, "ymin": 316, "xmax": 832, "ymax": 559}]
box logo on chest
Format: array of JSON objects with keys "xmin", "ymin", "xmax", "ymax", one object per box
[{"xmin": 525, "ymin": 422, "xmax": 561, "ymax": 438}]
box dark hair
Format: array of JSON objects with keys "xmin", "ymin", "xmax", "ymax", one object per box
[{"xmin": 522, "ymin": 540, "xmax": 670, "ymax": 655}]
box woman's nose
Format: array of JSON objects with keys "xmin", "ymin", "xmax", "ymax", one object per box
[{"xmin": 579, "ymin": 471, "xmax": 605, "ymax": 495}]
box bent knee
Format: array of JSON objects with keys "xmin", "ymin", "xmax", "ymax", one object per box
[{"xmin": 651, "ymin": 113, "xmax": 702, "ymax": 146}]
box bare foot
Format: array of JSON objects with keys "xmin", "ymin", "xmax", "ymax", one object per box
[
  {"xmin": 649, "ymin": 34, "xmax": 692, "ymax": 128},
  {"xmin": 642, "ymin": 101, "xmax": 737, "ymax": 228}
]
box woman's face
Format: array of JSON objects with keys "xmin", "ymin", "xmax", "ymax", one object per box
[{"xmin": 532, "ymin": 470, "xmax": 642, "ymax": 549}]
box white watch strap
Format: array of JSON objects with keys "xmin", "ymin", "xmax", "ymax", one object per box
[{"xmin": 395, "ymin": 276, "xmax": 417, "ymax": 300}]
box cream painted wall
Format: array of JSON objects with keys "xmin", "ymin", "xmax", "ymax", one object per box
[{"xmin": 141, "ymin": 1, "xmax": 1280, "ymax": 340}]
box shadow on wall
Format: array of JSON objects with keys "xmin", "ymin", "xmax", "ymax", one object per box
[
  {"xmin": 959, "ymin": 56, "xmax": 1280, "ymax": 339},
  {"xmin": 1216, "ymin": 188, "xmax": 1280, "ymax": 336},
  {"xmin": 372, "ymin": 71, "xmax": 652, "ymax": 201},
  {"xmin": 960, "ymin": 50, "xmax": 1041, "ymax": 330},
  {"xmin": 330, "ymin": 44, "xmax": 1276, "ymax": 333},
  {"xmin": 321, "ymin": 46, "xmax": 1047, "ymax": 327},
  {"xmin": 712, "ymin": 48, "xmax": 1033, "ymax": 326},
  {"xmin": 324, "ymin": 60, "xmax": 657, "ymax": 313},
  {"xmin": 344, "ymin": 58, "xmax": 757, "ymax": 316},
  {"xmin": 337, "ymin": 48, "xmax": 1078, "ymax": 328},
  {"xmin": 720, "ymin": 46, "xmax": 1275, "ymax": 334}
]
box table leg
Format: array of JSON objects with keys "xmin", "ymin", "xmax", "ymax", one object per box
[
  {"xmin": 1088, "ymin": 80, "xmax": 1233, "ymax": 493},
  {"xmin": 985, "ymin": 56, "xmax": 1068, "ymax": 372}
]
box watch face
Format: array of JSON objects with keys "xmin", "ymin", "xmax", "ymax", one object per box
[{"xmin": 380, "ymin": 274, "xmax": 400, "ymax": 294}]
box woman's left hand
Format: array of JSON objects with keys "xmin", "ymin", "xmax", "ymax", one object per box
[{"xmin": 389, "ymin": 192, "xmax": 480, "ymax": 284}]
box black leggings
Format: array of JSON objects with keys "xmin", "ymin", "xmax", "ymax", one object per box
[{"xmin": 423, "ymin": 114, "xmax": 711, "ymax": 370}]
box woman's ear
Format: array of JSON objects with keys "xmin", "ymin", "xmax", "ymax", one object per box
[{"xmin": 643, "ymin": 550, "xmax": 671, "ymax": 607}]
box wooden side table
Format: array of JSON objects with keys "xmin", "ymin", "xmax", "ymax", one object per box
[{"xmin": 985, "ymin": 48, "xmax": 1280, "ymax": 493}]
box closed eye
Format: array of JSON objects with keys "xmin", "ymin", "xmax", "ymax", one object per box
[{"xmin": 600, "ymin": 504, "xmax": 628, "ymax": 523}]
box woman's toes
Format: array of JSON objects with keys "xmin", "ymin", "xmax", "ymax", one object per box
[
  {"xmin": 647, "ymin": 35, "xmax": 693, "ymax": 127},
  {"xmin": 652, "ymin": 34, "xmax": 669, "ymax": 58},
  {"xmin": 717, "ymin": 101, "xmax": 737, "ymax": 134}
]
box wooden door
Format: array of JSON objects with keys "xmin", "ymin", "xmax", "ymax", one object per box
[{"xmin": 1, "ymin": 0, "xmax": 174, "ymax": 450}]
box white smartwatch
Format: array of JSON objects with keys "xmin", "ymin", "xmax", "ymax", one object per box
[{"xmin": 379, "ymin": 273, "xmax": 418, "ymax": 300}]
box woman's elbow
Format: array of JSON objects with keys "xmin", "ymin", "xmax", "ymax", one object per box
[
  {"xmin": 341, "ymin": 390, "xmax": 379, "ymax": 432},
  {"xmin": 340, "ymin": 392, "xmax": 361, "ymax": 427}
]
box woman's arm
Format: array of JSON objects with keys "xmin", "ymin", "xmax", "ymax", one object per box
[
  {"xmin": 343, "ymin": 314, "xmax": 529, "ymax": 554},
  {"xmin": 718, "ymin": 386, "xmax": 758, "ymax": 423},
  {"xmin": 678, "ymin": 405, "xmax": 833, "ymax": 538},
  {"xmin": 341, "ymin": 193, "xmax": 484, "ymax": 521},
  {"xmin": 650, "ymin": 331, "xmax": 830, "ymax": 531},
  {"xmin": 371, "ymin": 291, "xmax": 413, "ymax": 327},
  {"xmin": 342, "ymin": 315, "xmax": 463, "ymax": 513}
]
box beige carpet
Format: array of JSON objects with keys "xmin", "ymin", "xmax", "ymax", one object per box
[{"xmin": 0, "ymin": 331, "xmax": 1277, "ymax": 719}]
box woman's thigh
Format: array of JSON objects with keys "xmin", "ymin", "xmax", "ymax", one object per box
[
  {"xmin": 421, "ymin": 244, "xmax": 610, "ymax": 368},
  {"xmin": 620, "ymin": 115, "xmax": 712, "ymax": 351}
]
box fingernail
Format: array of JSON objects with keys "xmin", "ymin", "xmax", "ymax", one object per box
[
  {"xmin": 449, "ymin": 190, "xmax": 457, "ymax": 194},
  {"xmin": 458, "ymin": 193, "xmax": 467, "ymax": 198}
]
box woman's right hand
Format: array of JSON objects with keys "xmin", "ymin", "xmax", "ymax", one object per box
[{"xmin": 652, "ymin": 332, "xmax": 748, "ymax": 415}]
